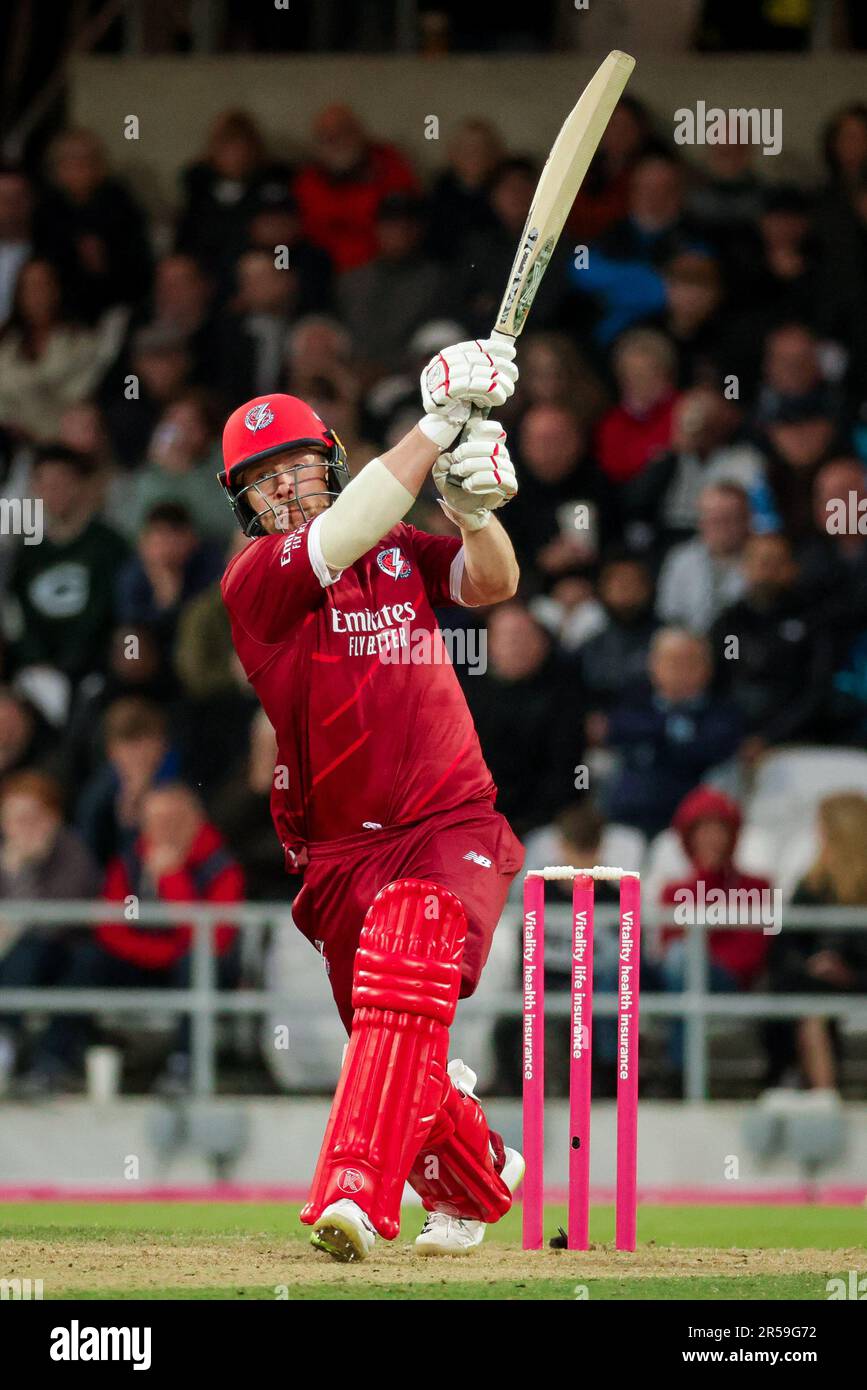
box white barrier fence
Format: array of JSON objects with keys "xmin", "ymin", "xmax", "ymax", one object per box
[{"xmin": 0, "ymin": 900, "xmax": 865, "ymax": 1100}]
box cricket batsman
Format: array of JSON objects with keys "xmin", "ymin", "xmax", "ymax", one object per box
[{"xmin": 218, "ymin": 336, "xmax": 524, "ymax": 1261}]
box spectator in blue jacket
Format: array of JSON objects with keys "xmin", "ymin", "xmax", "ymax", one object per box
[
  {"xmin": 116, "ymin": 502, "xmax": 223, "ymax": 656},
  {"xmin": 75, "ymin": 696, "xmax": 182, "ymax": 865},
  {"xmin": 570, "ymin": 154, "xmax": 707, "ymax": 346},
  {"xmin": 589, "ymin": 627, "xmax": 742, "ymax": 836}
]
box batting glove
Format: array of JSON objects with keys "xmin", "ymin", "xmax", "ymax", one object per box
[
  {"xmin": 433, "ymin": 419, "xmax": 518, "ymax": 531},
  {"xmin": 418, "ymin": 335, "xmax": 518, "ymax": 450}
]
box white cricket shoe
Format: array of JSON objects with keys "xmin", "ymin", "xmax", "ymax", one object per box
[
  {"xmin": 415, "ymin": 1212, "xmax": 486, "ymax": 1255},
  {"xmin": 414, "ymin": 1146, "xmax": 525, "ymax": 1256},
  {"xmin": 310, "ymin": 1199, "xmax": 377, "ymax": 1263}
]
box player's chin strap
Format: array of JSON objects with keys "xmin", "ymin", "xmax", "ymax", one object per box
[{"xmin": 241, "ymin": 482, "xmax": 333, "ymax": 537}]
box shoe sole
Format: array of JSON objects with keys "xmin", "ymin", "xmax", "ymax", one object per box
[
  {"xmin": 310, "ymin": 1212, "xmax": 369, "ymax": 1263},
  {"xmin": 415, "ymin": 1239, "xmax": 477, "ymax": 1257}
]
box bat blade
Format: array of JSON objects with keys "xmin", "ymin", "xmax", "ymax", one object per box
[{"xmin": 495, "ymin": 49, "xmax": 635, "ymax": 339}]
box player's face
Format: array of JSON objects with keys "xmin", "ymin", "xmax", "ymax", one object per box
[{"xmin": 240, "ymin": 449, "xmax": 331, "ymax": 533}]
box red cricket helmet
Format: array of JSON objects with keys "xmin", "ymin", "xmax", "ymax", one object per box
[{"xmin": 218, "ymin": 393, "xmax": 348, "ymax": 536}]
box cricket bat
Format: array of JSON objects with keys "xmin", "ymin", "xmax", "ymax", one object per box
[{"xmin": 492, "ymin": 49, "xmax": 635, "ymax": 343}]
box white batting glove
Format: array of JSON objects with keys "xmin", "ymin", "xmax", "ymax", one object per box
[
  {"xmin": 433, "ymin": 419, "xmax": 518, "ymax": 531},
  {"xmin": 418, "ymin": 335, "xmax": 518, "ymax": 450}
]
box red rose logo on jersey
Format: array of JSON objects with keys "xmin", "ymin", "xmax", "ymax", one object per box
[
  {"xmin": 377, "ymin": 547, "xmax": 412, "ymax": 580},
  {"xmin": 244, "ymin": 401, "xmax": 274, "ymax": 432}
]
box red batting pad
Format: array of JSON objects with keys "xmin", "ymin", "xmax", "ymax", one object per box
[
  {"xmin": 300, "ymin": 879, "xmax": 466, "ymax": 1239},
  {"xmin": 408, "ymin": 1076, "xmax": 512, "ymax": 1222}
]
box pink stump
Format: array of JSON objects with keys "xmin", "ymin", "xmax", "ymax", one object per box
[
  {"xmin": 522, "ymin": 875, "xmax": 546, "ymax": 1250},
  {"xmin": 616, "ymin": 873, "xmax": 641, "ymax": 1251},
  {"xmin": 568, "ymin": 873, "xmax": 594, "ymax": 1249}
]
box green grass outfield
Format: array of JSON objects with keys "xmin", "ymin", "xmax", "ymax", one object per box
[{"xmin": 0, "ymin": 1200, "xmax": 863, "ymax": 1300}]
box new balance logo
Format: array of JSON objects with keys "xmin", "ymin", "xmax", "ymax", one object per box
[{"xmin": 463, "ymin": 851, "xmax": 492, "ymax": 868}]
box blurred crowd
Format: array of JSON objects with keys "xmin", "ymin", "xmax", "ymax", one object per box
[{"xmin": 0, "ymin": 95, "xmax": 866, "ymax": 1099}]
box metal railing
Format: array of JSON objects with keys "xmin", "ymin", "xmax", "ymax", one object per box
[{"xmin": 0, "ymin": 900, "xmax": 865, "ymax": 1099}]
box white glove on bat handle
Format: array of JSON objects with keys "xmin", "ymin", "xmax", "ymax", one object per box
[
  {"xmin": 468, "ymin": 330, "xmax": 516, "ymax": 426},
  {"xmin": 434, "ymin": 417, "xmax": 518, "ymax": 532},
  {"xmin": 419, "ymin": 334, "xmax": 518, "ymax": 449}
]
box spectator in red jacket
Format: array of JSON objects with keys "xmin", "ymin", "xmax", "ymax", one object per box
[
  {"xmin": 595, "ymin": 327, "xmax": 679, "ymax": 484},
  {"xmin": 657, "ymin": 784, "xmax": 771, "ymax": 1089},
  {"xmin": 96, "ymin": 782, "xmax": 240, "ymax": 969},
  {"xmin": 293, "ymin": 103, "xmax": 419, "ymax": 273},
  {"xmin": 21, "ymin": 783, "xmax": 242, "ymax": 1097}
]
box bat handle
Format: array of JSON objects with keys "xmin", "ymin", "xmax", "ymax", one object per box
[{"xmin": 466, "ymin": 328, "xmax": 516, "ymax": 428}]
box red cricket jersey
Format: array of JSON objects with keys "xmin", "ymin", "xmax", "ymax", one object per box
[{"xmin": 221, "ymin": 517, "xmax": 496, "ymax": 869}]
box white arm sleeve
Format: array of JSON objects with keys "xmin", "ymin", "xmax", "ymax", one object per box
[{"xmin": 317, "ymin": 456, "xmax": 416, "ymax": 571}]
